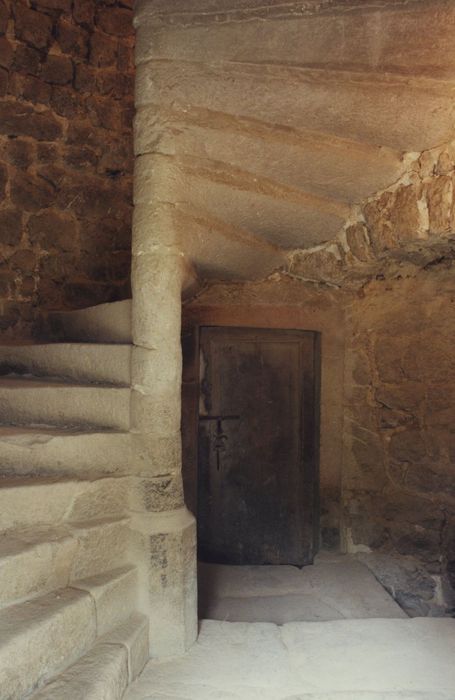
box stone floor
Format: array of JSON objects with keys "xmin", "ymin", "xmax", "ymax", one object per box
[
  {"xmin": 125, "ymin": 556, "xmax": 455, "ymax": 700},
  {"xmin": 198, "ymin": 553, "xmax": 406, "ymax": 623},
  {"xmin": 125, "ymin": 618, "xmax": 455, "ymax": 700}
]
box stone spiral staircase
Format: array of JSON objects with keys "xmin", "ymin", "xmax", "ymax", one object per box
[
  {"xmin": 0, "ymin": 301, "xmax": 147, "ymax": 700},
  {"xmin": 2, "ymin": 0, "xmax": 455, "ymax": 697},
  {"xmin": 134, "ymin": 0, "xmax": 455, "ymax": 280}
]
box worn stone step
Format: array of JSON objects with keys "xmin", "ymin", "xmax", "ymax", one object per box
[
  {"xmin": 31, "ymin": 613, "xmax": 149, "ymax": 699},
  {"xmin": 0, "ymin": 569, "xmax": 143, "ymax": 699},
  {"xmin": 138, "ymin": 2, "xmax": 455, "ymax": 80},
  {"xmin": 0, "ymin": 586, "xmax": 97, "ymax": 699},
  {"xmin": 0, "ymin": 343, "xmax": 131, "ymax": 385},
  {"xmin": 47, "ymin": 300, "xmax": 132, "ymax": 344},
  {"xmin": 0, "ymin": 377, "xmax": 130, "ymax": 431},
  {"xmin": 181, "ymin": 161, "xmax": 350, "ymax": 249},
  {"xmin": 137, "ymin": 112, "xmax": 407, "ymax": 204},
  {"xmin": 0, "ymin": 475, "xmax": 129, "ymax": 531},
  {"xmin": 136, "ymin": 60, "xmax": 455, "ymax": 151},
  {"xmin": 68, "ymin": 516, "xmax": 132, "ymax": 581},
  {"xmin": 71, "ymin": 566, "xmax": 138, "ymax": 637},
  {"xmin": 0, "ymin": 526, "xmax": 76, "ymax": 610},
  {"xmin": 0, "ymin": 426, "xmax": 131, "ymax": 478},
  {"xmin": 0, "ymin": 519, "xmax": 132, "ymax": 609}
]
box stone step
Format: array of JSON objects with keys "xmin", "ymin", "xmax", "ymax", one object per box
[
  {"xmin": 0, "ymin": 518, "xmax": 132, "ymax": 608},
  {"xmin": 140, "ymin": 2, "xmax": 455, "ymax": 81},
  {"xmin": 31, "ymin": 613, "xmax": 149, "ymax": 699},
  {"xmin": 136, "ymin": 60, "xmax": 455, "ymax": 151},
  {"xmin": 0, "ymin": 377, "xmax": 130, "ymax": 431},
  {"xmin": 182, "ymin": 162, "xmax": 349, "ymax": 249},
  {"xmin": 47, "ymin": 300, "xmax": 132, "ymax": 343},
  {"xmin": 67, "ymin": 517, "xmax": 132, "ymax": 581},
  {"xmin": 138, "ymin": 111, "xmax": 407, "ymax": 204},
  {"xmin": 71, "ymin": 566, "xmax": 138, "ymax": 637},
  {"xmin": 0, "ymin": 426, "xmax": 131, "ymax": 478},
  {"xmin": 0, "ymin": 475, "xmax": 129, "ymax": 531},
  {"xmin": 0, "ymin": 586, "xmax": 97, "ymax": 699},
  {"xmin": 0, "ymin": 569, "xmax": 141, "ymax": 699},
  {"xmin": 0, "ymin": 343, "xmax": 131, "ymax": 385}
]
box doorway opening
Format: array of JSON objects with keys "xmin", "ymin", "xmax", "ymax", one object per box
[
  {"xmin": 182, "ymin": 323, "xmax": 406, "ymax": 624},
  {"xmin": 197, "ymin": 326, "xmax": 321, "ymax": 567}
]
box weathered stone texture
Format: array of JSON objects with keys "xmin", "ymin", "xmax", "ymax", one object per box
[
  {"xmin": 286, "ymin": 141, "xmax": 455, "ymax": 288},
  {"xmin": 0, "ymin": 0, "xmax": 134, "ymax": 338},
  {"xmin": 189, "ymin": 264, "xmax": 455, "ymax": 616},
  {"xmin": 344, "ymin": 267, "xmax": 455, "ymax": 614}
]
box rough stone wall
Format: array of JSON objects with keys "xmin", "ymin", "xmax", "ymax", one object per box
[
  {"xmin": 0, "ymin": 0, "xmax": 134, "ymax": 338},
  {"xmin": 287, "ymin": 140, "xmax": 455, "ymax": 289},
  {"xmin": 187, "ymin": 247, "xmax": 455, "ymax": 617},
  {"xmin": 344, "ymin": 266, "xmax": 455, "ymax": 616}
]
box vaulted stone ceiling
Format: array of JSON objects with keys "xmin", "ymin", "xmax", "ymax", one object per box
[{"xmin": 134, "ymin": 0, "xmax": 455, "ymax": 281}]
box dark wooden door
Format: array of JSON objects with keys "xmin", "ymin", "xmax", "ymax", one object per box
[{"xmin": 198, "ymin": 327, "xmax": 320, "ymax": 566}]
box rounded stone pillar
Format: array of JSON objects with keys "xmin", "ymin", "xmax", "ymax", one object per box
[{"xmin": 131, "ymin": 4, "xmax": 198, "ymax": 657}]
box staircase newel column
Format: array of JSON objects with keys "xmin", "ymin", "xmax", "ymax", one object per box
[
  {"xmin": 130, "ymin": 5, "xmax": 198, "ymax": 658},
  {"xmin": 129, "ymin": 190, "xmax": 198, "ymax": 658}
]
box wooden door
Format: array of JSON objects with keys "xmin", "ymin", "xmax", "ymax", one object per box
[{"xmin": 198, "ymin": 327, "xmax": 320, "ymax": 566}]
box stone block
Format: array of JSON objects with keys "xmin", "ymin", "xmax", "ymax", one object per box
[
  {"xmin": 57, "ymin": 19, "xmax": 89, "ymax": 58},
  {"xmin": 356, "ymin": 552, "xmax": 438, "ymax": 616},
  {"xmin": 17, "ymin": 75, "xmax": 52, "ymax": 105},
  {"xmin": 34, "ymin": 0, "xmax": 72, "ymax": 13},
  {"xmin": 0, "ymin": 65, "xmax": 6, "ymax": 96},
  {"xmin": 27, "ymin": 211, "xmax": 78, "ymax": 252},
  {"xmin": 15, "ymin": 6, "xmax": 53, "ymax": 50},
  {"xmin": 50, "ymin": 85, "xmax": 81, "ymax": 118},
  {"xmin": 12, "ymin": 43, "xmax": 41, "ymax": 75},
  {"xmin": 390, "ymin": 183, "xmax": 425, "ymax": 240},
  {"xmin": 131, "ymin": 433, "xmax": 182, "ymax": 477},
  {"xmin": 32, "ymin": 641, "xmax": 128, "ymax": 700},
  {"xmin": 36, "ymin": 142, "xmax": 59, "ymax": 165},
  {"xmin": 102, "ymin": 613, "xmax": 149, "ymax": 682},
  {"xmin": 69, "ymin": 519, "xmax": 131, "ymax": 580},
  {"xmin": 73, "ymin": 0, "xmax": 95, "ymax": 27},
  {"xmin": 389, "ymin": 429, "xmax": 427, "ymax": 463},
  {"xmin": 345, "ymin": 223, "xmax": 373, "ymax": 263},
  {"xmin": 72, "ymin": 566, "xmax": 137, "ymax": 636},
  {"xmin": 0, "ymin": 587, "xmax": 96, "ymax": 699},
  {"xmin": 97, "ymin": 7, "xmax": 132, "ymax": 37},
  {"xmin": 129, "ymin": 475, "xmax": 184, "ymax": 513},
  {"xmin": 69, "ymin": 477, "xmax": 129, "ymax": 522},
  {"xmin": 73, "ymin": 62, "xmax": 96, "ymax": 92},
  {"xmin": 131, "ymin": 507, "xmax": 197, "ymax": 657},
  {"xmin": 131, "ymin": 251, "xmax": 183, "ymax": 349},
  {"xmin": 131, "ymin": 343, "xmax": 181, "ymax": 392},
  {"xmin": 90, "ymin": 31, "xmax": 118, "ymax": 68},
  {"xmin": 289, "ymin": 247, "xmax": 343, "ymax": 284},
  {"xmin": 3, "ymin": 138, "xmax": 34, "ymax": 168},
  {"xmin": 0, "ymin": 36, "xmax": 12, "ymax": 68},
  {"xmin": 0, "ymin": 528, "xmax": 77, "ymax": 607},
  {"xmin": 8, "ymin": 250, "xmax": 36, "ymax": 274},
  {"xmin": 426, "ymin": 175, "xmax": 453, "ymax": 234},
  {"xmin": 130, "ymin": 387, "xmax": 181, "ymax": 436},
  {"xmin": 375, "ymin": 382, "xmax": 425, "ymax": 412},
  {"xmin": 0, "ymin": 1, "xmax": 9, "ymax": 35},
  {"xmin": 0, "ymin": 102, "xmax": 62, "ymax": 140},
  {"xmin": 0, "ymin": 208, "xmax": 22, "ymax": 247},
  {"xmin": 42, "ymin": 54, "xmax": 74, "ymax": 85},
  {"xmin": 363, "ymin": 190, "xmax": 396, "ymax": 252}
]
